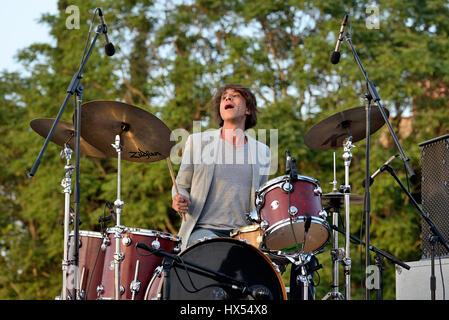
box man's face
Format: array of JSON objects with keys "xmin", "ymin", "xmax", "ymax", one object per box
[{"xmin": 219, "ymin": 89, "xmax": 250, "ymax": 124}]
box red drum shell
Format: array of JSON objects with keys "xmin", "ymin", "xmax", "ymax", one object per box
[
  {"xmin": 98, "ymin": 227, "xmax": 180, "ymax": 300},
  {"xmin": 257, "ymin": 175, "xmax": 329, "ymax": 254},
  {"xmin": 66, "ymin": 230, "xmax": 106, "ymax": 300}
]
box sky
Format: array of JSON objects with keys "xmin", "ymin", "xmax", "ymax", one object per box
[{"xmin": 0, "ymin": 1, "xmax": 58, "ymax": 73}]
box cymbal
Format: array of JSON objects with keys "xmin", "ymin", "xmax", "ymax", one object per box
[
  {"xmin": 321, "ymin": 192, "xmax": 364, "ymax": 206},
  {"xmin": 304, "ymin": 106, "xmax": 389, "ymax": 150},
  {"xmin": 79, "ymin": 100, "xmax": 175, "ymax": 162},
  {"xmin": 30, "ymin": 118, "xmax": 106, "ymax": 158}
]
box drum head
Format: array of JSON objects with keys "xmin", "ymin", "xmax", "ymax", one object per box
[
  {"xmin": 263, "ymin": 217, "xmax": 330, "ymax": 254},
  {"xmin": 163, "ymin": 238, "xmax": 286, "ymax": 300}
]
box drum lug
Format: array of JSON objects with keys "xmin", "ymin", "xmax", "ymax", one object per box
[
  {"xmin": 289, "ymin": 206, "xmax": 298, "ymax": 216},
  {"xmin": 319, "ymin": 209, "xmax": 328, "ymax": 219},
  {"xmin": 130, "ymin": 280, "xmax": 141, "ymax": 296},
  {"xmin": 101, "ymin": 237, "xmax": 111, "ymax": 251},
  {"xmin": 314, "ymin": 186, "xmax": 322, "ymax": 196},
  {"xmin": 96, "ymin": 285, "xmax": 104, "ymax": 295},
  {"xmin": 122, "ymin": 236, "xmax": 132, "ymax": 247},
  {"xmin": 151, "ymin": 239, "xmax": 160, "ymax": 249},
  {"xmin": 281, "ymin": 182, "xmax": 294, "ymax": 193},
  {"xmin": 260, "ymin": 220, "xmax": 269, "ymax": 229},
  {"xmin": 78, "ymin": 289, "xmax": 86, "ymax": 300}
]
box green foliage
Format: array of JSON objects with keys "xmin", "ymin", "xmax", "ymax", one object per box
[{"xmin": 0, "ymin": 0, "xmax": 447, "ymax": 299}]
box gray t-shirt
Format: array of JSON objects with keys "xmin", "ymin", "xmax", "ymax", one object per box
[{"xmin": 196, "ymin": 138, "xmax": 252, "ymax": 230}]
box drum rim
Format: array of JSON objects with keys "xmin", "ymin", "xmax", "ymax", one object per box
[
  {"xmin": 106, "ymin": 227, "xmax": 180, "ymax": 242},
  {"xmin": 230, "ymin": 224, "xmax": 262, "ymax": 236},
  {"xmin": 262, "ymin": 216, "xmax": 330, "ymax": 254},
  {"xmin": 178, "ymin": 237, "xmax": 287, "ymax": 300},
  {"xmin": 257, "ymin": 174, "xmax": 319, "ymax": 194},
  {"xmin": 70, "ymin": 230, "xmax": 104, "ymax": 238}
]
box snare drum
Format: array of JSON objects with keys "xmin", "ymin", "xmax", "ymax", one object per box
[
  {"xmin": 146, "ymin": 237, "xmax": 286, "ymax": 300},
  {"xmin": 97, "ymin": 227, "xmax": 180, "ymax": 300},
  {"xmin": 66, "ymin": 230, "xmax": 107, "ymax": 300},
  {"xmin": 256, "ymin": 174, "xmax": 330, "ymax": 254},
  {"xmin": 230, "ymin": 224, "xmax": 264, "ymax": 248}
]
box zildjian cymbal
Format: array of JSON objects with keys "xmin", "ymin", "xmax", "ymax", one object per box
[
  {"xmin": 79, "ymin": 100, "xmax": 175, "ymax": 162},
  {"xmin": 304, "ymin": 106, "xmax": 389, "ymax": 150},
  {"xmin": 30, "ymin": 118, "xmax": 106, "ymax": 158}
]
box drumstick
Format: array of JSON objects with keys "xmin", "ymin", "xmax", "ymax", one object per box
[{"xmin": 166, "ymin": 158, "xmax": 186, "ymax": 221}]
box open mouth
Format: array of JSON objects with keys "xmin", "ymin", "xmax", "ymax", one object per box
[{"xmin": 224, "ymin": 104, "xmax": 234, "ymax": 110}]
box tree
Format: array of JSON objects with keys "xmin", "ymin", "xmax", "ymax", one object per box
[{"xmin": 0, "ymin": 0, "xmax": 447, "ymax": 300}]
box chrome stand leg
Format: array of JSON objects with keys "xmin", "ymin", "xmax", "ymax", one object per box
[
  {"xmin": 342, "ymin": 137, "xmax": 354, "ymax": 300},
  {"xmin": 61, "ymin": 144, "xmax": 74, "ymax": 300},
  {"xmin": 112, "ymin": 135, "xmax": 124, "ymax": 300}
]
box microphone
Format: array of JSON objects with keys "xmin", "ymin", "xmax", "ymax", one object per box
[
  {"xmin": 330, "ymin": 14, "xmax": 349, "ymax": 64},
  {"xmin": 285, "ymin": 150, "xmax": 292, "ymax": 174},
  {"xmin": 98, "ymin": 8, "xmax": 115, "ymax": 56},
  {"xmin": 304, "ymin": 213, "xmax": 312, "ymax": 233},
  {"xmin": 285, "ymin": 150, "xmax": 298, "ymax": 181},
  {"xmin": 248, "ymin": 285, "xmax": 273, "ymax": 300},
  {"xmin": 362, "ymin": 154, "xmax": 399, "ymax": 187}
]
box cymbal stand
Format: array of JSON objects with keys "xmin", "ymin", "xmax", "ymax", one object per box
[
  {"xmin": 60, "ymin": 144, "xmax": 75, "ymax": 300},
  {"xmin": 322, "ymin": 152, "xmax": 345, "ymax": 300},
  {"xmin": 342, "ymin": 136, "xmax": 354, "ymax": 300},
  {"xmin": 112, "ymin": 135, "xmax": 125, "ymax": 300}
]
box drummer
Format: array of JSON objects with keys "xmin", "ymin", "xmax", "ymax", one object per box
[{"xmin": 171, "ymin": 84, "xmax": 271, "ymax": 250}]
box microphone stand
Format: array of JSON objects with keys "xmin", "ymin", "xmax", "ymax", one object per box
[
  {"xmin": 382, "ymin": 165, "xmax": 449, "ymax": 300},
  {"xmin": 343, "ymin": 31, "xmax": 415, "ymax": 300},
  {"xmin": 27, "ymin": 22, "xmax": 106, "ymax": 300}
]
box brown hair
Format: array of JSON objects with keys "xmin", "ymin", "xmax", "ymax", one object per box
[{"xmin": 211, "ymin": 84, "xmax": 259, "ymax": 130}]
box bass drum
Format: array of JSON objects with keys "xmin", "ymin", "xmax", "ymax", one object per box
[{"xmin": 147, "ymin": 238, "xmax": 286, "ymax": 300}]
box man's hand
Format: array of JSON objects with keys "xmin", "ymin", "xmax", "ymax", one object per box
[{"xmin": 172, "ymin": 194, "xmax": 190, "ymax": 214}]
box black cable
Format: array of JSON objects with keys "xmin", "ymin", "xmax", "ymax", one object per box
[
  {"xmin": 79, "ymin": 9, "xmax": 100, "ymax": 66},
  {"xmin": 437, "ymin": 243, "xmax": 445, "ymax": 300}
]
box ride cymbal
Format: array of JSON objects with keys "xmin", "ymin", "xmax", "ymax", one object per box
[
  {"xmin": 304, "ymin": 106, "xmax": 389, "ymax": 150},
  {"xmin": 30, "ymin": 118, "xmax": 106, "ymax": 158},
  {"xmin": 79, "ymin": 100, "xmax": 174, "ymax": 162}
]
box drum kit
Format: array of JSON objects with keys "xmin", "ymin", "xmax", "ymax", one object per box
[{"xmin": 29, "ymin": 96, "xmax": 395, "ymax": 301}]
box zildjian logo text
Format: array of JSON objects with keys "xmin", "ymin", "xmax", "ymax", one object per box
[{"xmin": 129, "ymin": 149, "xmax": 162, "ymax": 159}]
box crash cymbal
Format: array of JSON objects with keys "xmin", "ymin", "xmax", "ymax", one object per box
[
  {"xmin": 79, "ymin": 100, "xmax": 174, "ymax": 162},
  {"xmin": 321, "ymin": 192, "xmax": 364, "ymax": 206},
  {"xmin": 30, "ymin": 118, "xmax": 106, "ymax": 158},
  {"xmin": 304, "ymin": 106, "xmax": 389, "ymax": 150}
]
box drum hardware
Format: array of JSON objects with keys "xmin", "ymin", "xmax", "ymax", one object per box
[
  {"xmin": 130, "ymin": 260, "xmax": 141, "ymax": 300},
  {"xmin": 60, "ymin": 144, "xmax": 75, "ymax": 300},
  {"xmin": 342, "ymin": 136, "xmax": 354, "ymax": 299},
  {"xmin": 78, "ymin": 267, "xmax": 86, "ymax": 299},
  {"xmin": 322, "ymin": 154, "xmax": 345, "ymax": 300},
  {"xmin": 287, "ymin": 252, "xmax": 318, "ymax": 300},
  {"xmin": 144, "ymin": 266, "xmax": 164, "ymax": 300},
  {"xmin": 329, "ymin": 223, "xmax": 410, "ymax": 299},
  {"xmin": 111, "ymin": 134, "xmax": 125, "ymax": 300},
  {"xmin": 245, "ymin": 209, "xmax": 260, "ymax": 223}
]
